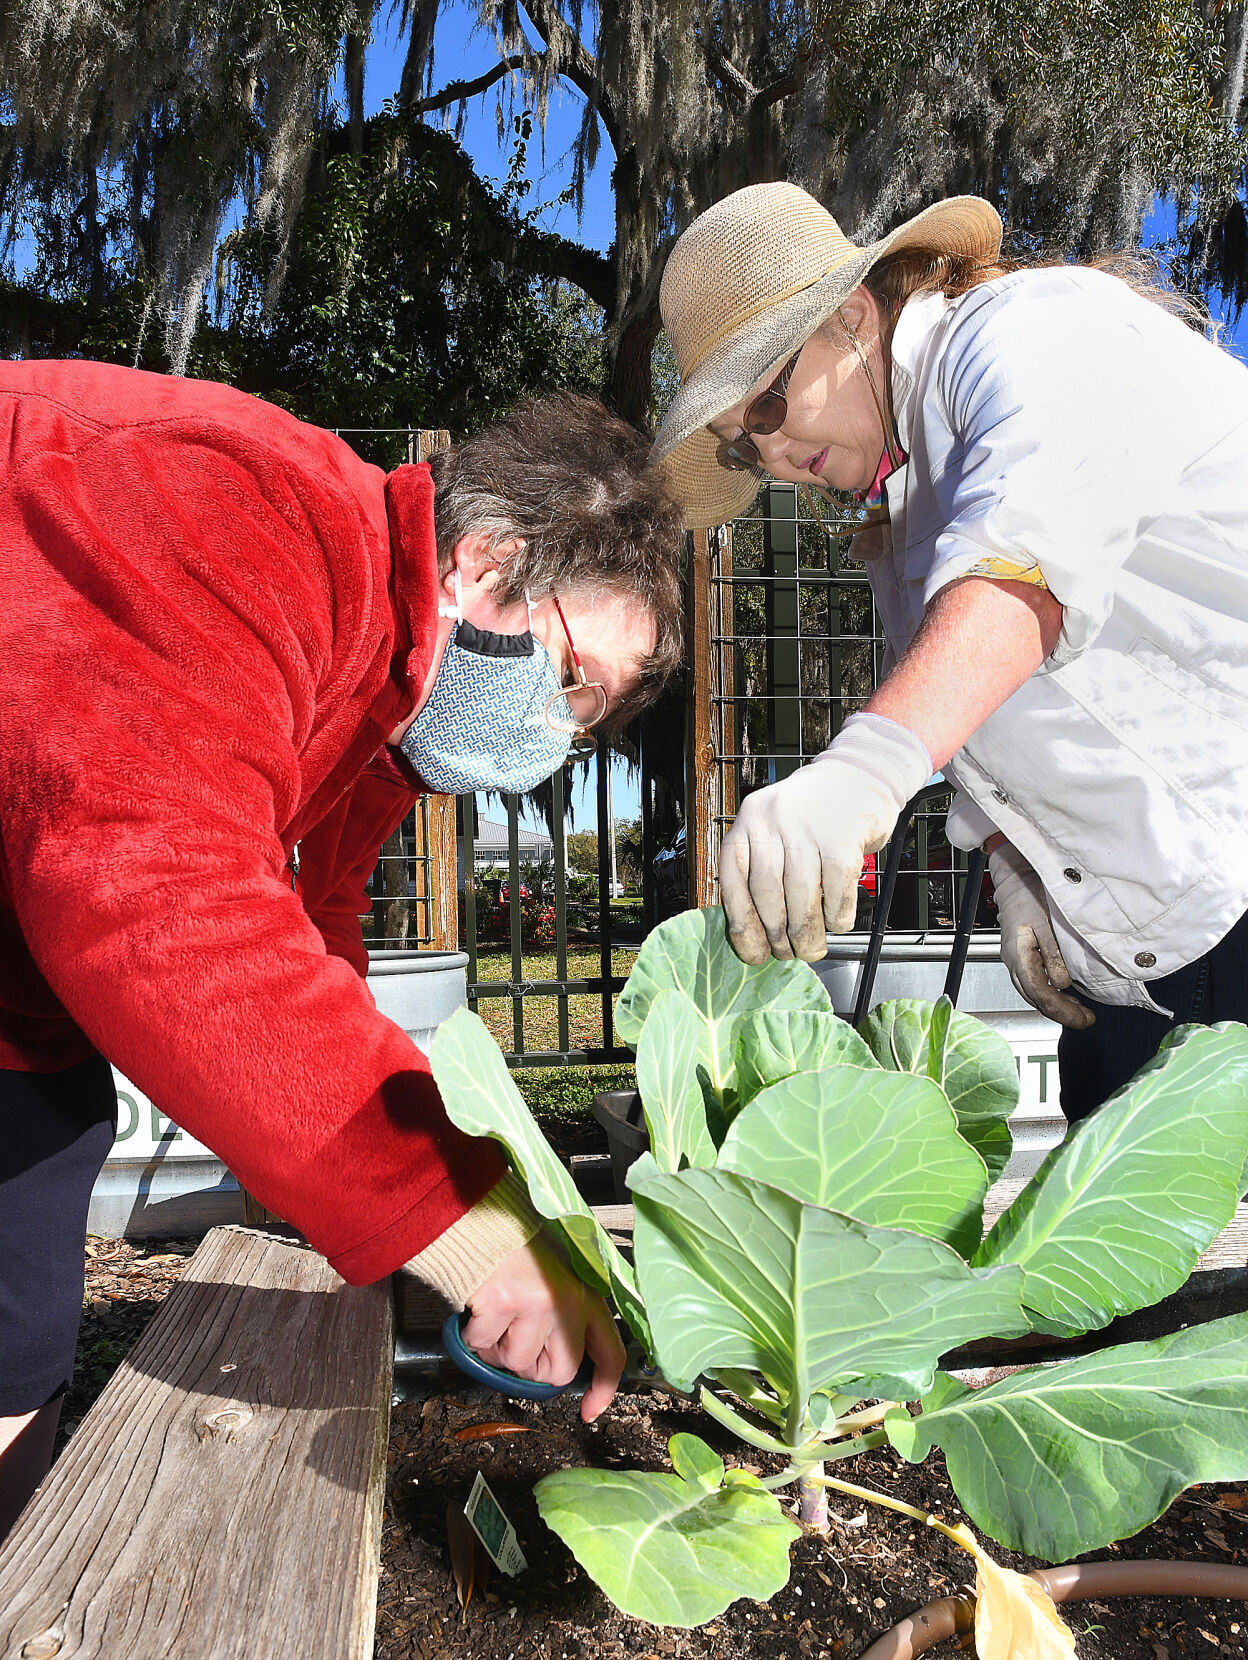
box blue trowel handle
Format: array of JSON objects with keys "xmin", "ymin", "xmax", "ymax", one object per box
[{"xmin": 442, "ymin": 1311, "xmax": 594, "ymax": 1401}]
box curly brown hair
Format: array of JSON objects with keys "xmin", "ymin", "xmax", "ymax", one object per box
[{"xmin": 429, "ymin": 393, "xmax": 684, "ymax": 721}]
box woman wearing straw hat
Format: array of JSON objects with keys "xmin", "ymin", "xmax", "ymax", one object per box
[{"xmin": 652, "ymin": 181, "xmax": 1248, "ymax": 1122}]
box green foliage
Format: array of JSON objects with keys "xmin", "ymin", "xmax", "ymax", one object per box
[
  {"xmin": 220, "ymin": 115, "xmax": 605, "ymax": 448},
  {"xmin": 535, "ymin": 1433, "xmax": 800, "ymax": 1627},
  {"xmin": 564, "ymin": 830, "xmax": 600, "ymax": 877},
  {"xmin": 888, "ymin": 1314, "xmax": 1248, "ymax": 1559},
  {"xmin": 431, "ymin": 906, "xmax": 1248, "ymax": 1627},
  {"xmin": 859, "ymin": 999, "xmax": 1018, "ymax": 1183},
  {"xmin": 973, "ymin": 1024, "xmax": 1248, "ymax": 1334}
]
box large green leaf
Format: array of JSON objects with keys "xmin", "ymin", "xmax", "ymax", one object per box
[
  {"xmin": 615, "ymin": 908, "xmax": 830, "ymax": 1096},
  {"xmin": 734, "ymin": 1009, "xmax": 879, "ymax": 1111},
  {"xmin": 634, "ymin": 989, "xmax": 718, "ymax": 1171},
  {"xmin": 974, "ymin": 1023, "xmax": 1248, "ymax": 1336},
  {"xmin": 716, "ymin": 1068, "xmax": 988, "ymax": 1254},
  {"xmin": 859, "ymin": 998, "xmax": 1017, "ymax": 1182},
  {"xmin": 535, "ymin": 1433, "xmax": 799, "ymax": 1627},
  {"xmin": 887, "ymin": 1312, "xmax": 1248, "ymax": 1561},
  {"xmin": 860, "ymin": 996, "xmax": 1015, "ymax": 1180},
  {"xmin": 430, "ymin": 1008, "xmax": 648, "ymax": 1344},
  {"xmin": 630, "ymin": 1162, "xmax": 1028, "ymax": 1405}
]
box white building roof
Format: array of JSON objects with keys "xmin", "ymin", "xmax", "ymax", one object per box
[{"xmin": 468, "ymin": 817, "xmax": 554, "ymax": 857}]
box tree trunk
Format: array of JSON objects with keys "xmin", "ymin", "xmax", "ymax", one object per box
[
  {"xmin": 380, "ymin": 825, "xmax": 410, "ymax": 946},
  {"xmin": 345, "ymin": 32, "xmax": 366, "ymax": 157},
  {"xmin": 606, "ymin": 300, "xmax": 661, "ymax": 427}
]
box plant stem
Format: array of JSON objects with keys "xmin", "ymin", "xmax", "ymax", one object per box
[
  {"xmin": 819, "ymin": 1429, "xmax": 888, "ymax": 1462},
  {"xmin": 698, "ymin": 1386, "xmax": 812, "ymax": 1458},
  {"xmin": 834, "ymin": 1402, "xmax": 894, "ymax": 1432},
  {"xmin": 797, "ymin": 1463, "xmax": 828, "ymax": 1530},
  {"xmin": 812, "ymin": 1472, "xmax": 974, "ymax": 1556}
]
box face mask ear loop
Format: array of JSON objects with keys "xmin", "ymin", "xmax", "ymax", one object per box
[
  {"xmin": 839, "ymin": 307, "xmax": 903, "ymax": 470},
  {"xmin": 437, "ymin": 566, "xmax": 465, "ymax": 623}
]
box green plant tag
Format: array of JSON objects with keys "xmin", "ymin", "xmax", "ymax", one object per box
[{"xmin": 535, "ymin": 1433, "xmax": 799, "ymax": 1627}]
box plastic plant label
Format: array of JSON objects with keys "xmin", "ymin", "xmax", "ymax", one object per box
[{"xmin": 465, "ymin": 1470, "xmax": 527, "ymax": 1576}]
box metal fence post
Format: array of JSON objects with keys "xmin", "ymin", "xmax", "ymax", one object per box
[{"xmin": 763, "ymin": 485, "xmax": 802, "ymax": 782}]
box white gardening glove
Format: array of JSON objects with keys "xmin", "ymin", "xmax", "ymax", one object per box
[
  {"xmin": 720, "ymin": 713, "xmax": 933, "ymax": 964},
  {"xmin": 988, "ymin": 841, "xmax": 1095, "ymax": 1029}
]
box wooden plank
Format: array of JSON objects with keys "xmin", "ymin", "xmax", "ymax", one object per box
[
  {"xmin": 424, "ymin": 794, "xmax": 459, "ymax": 951},
  {"xmin": 0, "ymin": 1226, "xmax": 392, "ymax": 1660}
]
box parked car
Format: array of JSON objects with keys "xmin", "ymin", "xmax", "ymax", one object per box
[{"xmin": 652, "ymin": 825, "xmax": 687, "ymax": 919}]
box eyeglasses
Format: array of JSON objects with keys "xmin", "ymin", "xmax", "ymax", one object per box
[
  {"xmin": 714, "ymin": 347, "xmax": 803, "ymax": 473},
  {"xmin": 544, "ymin": 594, "xmax": 609, "ymax": 757}
]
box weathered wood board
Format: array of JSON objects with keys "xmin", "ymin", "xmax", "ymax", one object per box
[{"xmin": 0, "ymin": 1226, "xmax": 392, "ymax": 1660}]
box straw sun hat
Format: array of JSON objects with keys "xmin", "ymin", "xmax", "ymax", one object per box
[{"xmin": 652, "ymin": 181, "xmax": 1002, "ymax": 529}]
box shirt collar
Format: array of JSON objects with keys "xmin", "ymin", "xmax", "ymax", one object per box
[
  {"xmin": 384, "ymin": 463, "xmax": 442, "ymax": 694},
  {"xmin": 888, "ymin": 289, "xmax": 950, "ymax": 452}
]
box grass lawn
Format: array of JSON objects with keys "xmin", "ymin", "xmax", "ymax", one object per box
[
  {"xmin": 469, "ymin": 942, "xmax": 637, "ymax": 1116},
  {"xmin": 470, "ymin": 942, "xmax": 636, "ymax": 1055}
]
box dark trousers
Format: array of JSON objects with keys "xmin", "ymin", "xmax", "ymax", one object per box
[
  {"xmin": 1058, "ymin": 908, "xmax": 1248, "ymax": 1123},
  {"xmin": 0, "ymin": 1056, "xmax": 117, "ymax": 1415}
]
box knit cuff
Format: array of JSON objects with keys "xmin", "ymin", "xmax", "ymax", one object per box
[{"xmin": 403, "ymin": 1170, "xmax": 542, "ymax": 1309}]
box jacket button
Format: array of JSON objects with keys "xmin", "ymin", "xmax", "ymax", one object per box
[
  {"xmin": 992, "ymin": 788, "xmax": 1008, "ymax": 804},
  {"xmin": 1135, "ymin": 951, "xmax": 1157, "ymax": 969},
  {"xmin": 1063, "ymin": 867, "xmax": 1082, "ymax": 883}
]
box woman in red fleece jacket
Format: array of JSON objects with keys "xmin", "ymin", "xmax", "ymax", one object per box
[{"xmin": 0, "ymin": 365, "xmax": 684, "ymax": 1534}]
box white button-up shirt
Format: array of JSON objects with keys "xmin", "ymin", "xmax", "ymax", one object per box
[{"xmin": 873, "ymin": 268, "xmax": 1248, "ymax": 1009}]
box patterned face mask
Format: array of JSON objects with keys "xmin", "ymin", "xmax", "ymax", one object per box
[{"xmin": 400, "ymin": 574, "xmax": 575, "ymax": 794}]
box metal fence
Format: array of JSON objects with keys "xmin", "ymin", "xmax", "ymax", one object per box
[
  {"xmin": 692, "ymin": 483, "xmax": 994, "ymax": 935},
  {"xmin": 363, "ymin": 747, "xmax": 670, "ymax": 1066}
]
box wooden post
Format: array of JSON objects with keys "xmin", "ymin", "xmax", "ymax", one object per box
[
  {"xmin": 686, "ymin": 529, "xmax": 712, "ymax": 910},
  {"xmin": 408, "ymin": 428, "xmax": 458, "ymax": 948},
  {"xmin": 408, "ymin": 794, "xmax": 459, "ymax": 949},
  {"xmin": 686, "ymin": 523, "xmax": 740, "ymax": 910}
]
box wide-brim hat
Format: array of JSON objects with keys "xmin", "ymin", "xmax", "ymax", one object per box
[{"xmin": 651, "ymin": 182, "xmax": 1003, "ymax": 529}]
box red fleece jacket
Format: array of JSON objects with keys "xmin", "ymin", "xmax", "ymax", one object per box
[{"xmin": 0, "ymin": 360, "xmax": 504, "ymax": 1283}]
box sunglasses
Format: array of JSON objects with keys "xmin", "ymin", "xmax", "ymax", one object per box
[
  {"xmin": 714, "ymin": 347, "xmax": 803, "ymax": 473},
  {"xmin": 544, "ymin": 594, "xmax": 609, "ymax": 758}
]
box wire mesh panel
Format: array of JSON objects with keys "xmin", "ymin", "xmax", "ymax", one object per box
[{"xmin": 700, "ymin": 483, "xmax": 993, "ymax": 935}]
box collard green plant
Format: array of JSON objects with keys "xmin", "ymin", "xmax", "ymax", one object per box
[{"xmin": 431, "ymin": 907, "xmax": 1248, "ymax": 1631}]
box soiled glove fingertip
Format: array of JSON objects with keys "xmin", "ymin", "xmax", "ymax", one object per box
[{"xmin": 727, "ymin": 924, "xmax": 770, "ymax": 966}]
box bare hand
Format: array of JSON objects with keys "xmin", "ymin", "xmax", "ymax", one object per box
[{"xmin": 462, "ymin": 1233, "xmax": 626, "ymax": 1421}]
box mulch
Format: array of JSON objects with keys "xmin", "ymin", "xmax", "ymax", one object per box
[{"xmin": 69, "ymin": 1236, "xmax": 1248, "ymax": 1660}]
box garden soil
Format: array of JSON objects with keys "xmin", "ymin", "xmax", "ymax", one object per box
[{"xmin": 70, "ymin": 1232, "xmax": 1248, "ymax": 1660}]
